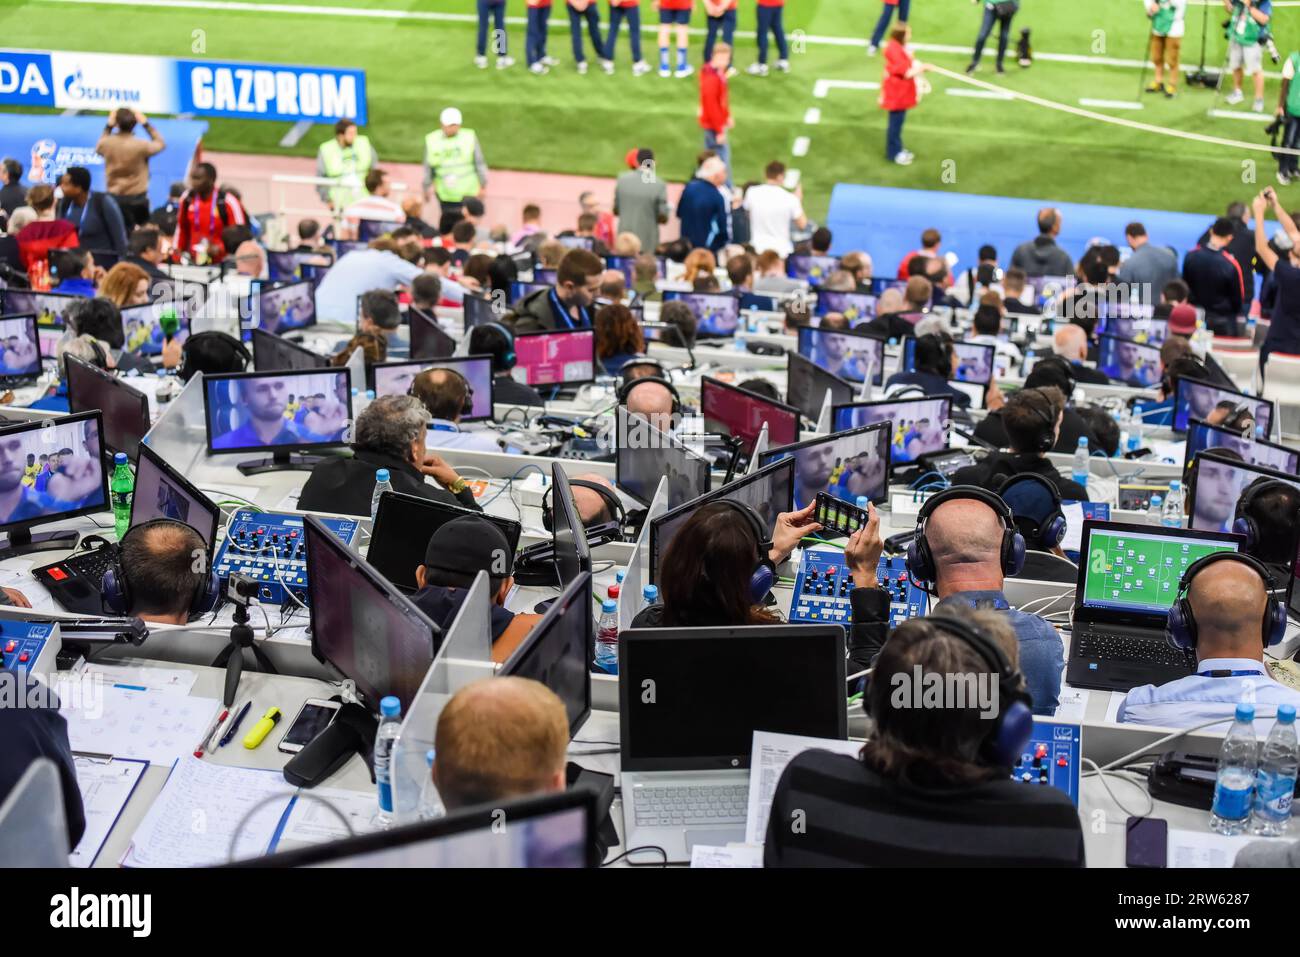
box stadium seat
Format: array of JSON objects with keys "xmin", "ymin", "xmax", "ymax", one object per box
[
  {"xmin": 1210, "ymin": 344, "xmax": 1260, "ymax": 392},
  {"xmin": 1262, "ymin": 353, "xmax": 1300, "ymax": 437}
]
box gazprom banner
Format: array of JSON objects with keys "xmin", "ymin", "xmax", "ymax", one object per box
[
  {"xmin": 0, "ymin": 113, "xmax": 208, "ymax": 208},
  {"xmin": 0, "ymin": 49, "xmax": 367, "ymax": 124}
]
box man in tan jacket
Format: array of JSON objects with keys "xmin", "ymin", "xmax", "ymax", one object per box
[{"xmin": 96, "ymin": 109, "xmax": 165, "ymax": 230}]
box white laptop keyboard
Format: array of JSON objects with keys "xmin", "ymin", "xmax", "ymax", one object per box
[{"xmin": 632, "ymin": 783, "xmax": 748, "ymax": 827}]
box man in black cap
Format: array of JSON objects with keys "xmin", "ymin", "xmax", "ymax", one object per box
[{"xmin": 413, "ymin": 515, "xmax": 540, "ymax": 657}]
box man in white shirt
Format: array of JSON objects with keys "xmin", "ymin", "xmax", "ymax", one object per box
[
  {"xmin": 1119, "ymin": 554, "xmax": 1300, "ymax": 732},
  {"xmin": 743, "ymin": 160, "xmax": 807, "ymax": 258},
  {"xmin": 314, "ymin": 239, "xmax": 467, "ymax": 325},
  {"xmin": 342, "ymin": 168, "xmax": 405, "ymax": 233},
  {"xmin": 411, "ymin": 367, "xmax": 501, "ymax": 453}
]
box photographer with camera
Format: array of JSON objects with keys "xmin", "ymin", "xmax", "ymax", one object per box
[
  {"xmin": 1223, "ymin": 0, "xmax": 1272, "ymax": 113},
  {"xmin": 1276, "ymin": 48, "xmax": 1300, "ymax": 185}
]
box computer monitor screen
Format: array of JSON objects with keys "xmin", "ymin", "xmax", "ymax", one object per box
[
  {"xmin": 357, "ymin": 219, "xmax": 404, "ymax": 242},
  {"xmin": 252, "ymin": 280, "xmax": 316, "ymax": 335},
  {"xmin": 649, "ymin": 458, "xmax": 794, "ymax": 583},
  {"xmin": 901, "ymin": 337, "xmax": 995, "ymax": 386},
  {"xmin": 370, "ymin": 356, "xmax": 494, "ymax": 422},
  {"xmin": 251, "ymin": 329, "xmax": 328, "ymax": 371},
  {"xmin": 832, "ymin": 395, "xmax": 953, "ymax": 465},
  {"xmin": 368, "ymin": 491, "xmax": 522, "ymax": 593},
  {"xmin": 605, "ymin": 255, "xmax": 636, "ymax": 287},
  {"xmin": 204, "ymin": 369, "xmax": 352, "ymax": 453},
  {"xmin": 1, "ymin": 290, "xmax": 80, "ymax": 328},
  {"xmin": 814, "ymin": 291, "xmax": 877, "ymax": 323},
  {"xmin": 551, "ymin": 464, "xmax": 590, "ymax": 585},
  {"xmin": 1103, "ymin": 314, "xmax": 1167, "ymax": 344},
  {"xmin": 1097, "ymin": 334, "xmax": 1162, "ymax": 389},
  {"xmin": 558, "ymin": 235, "xmax": 593, "ymax": 250},
  {"xmin": 786, "ymin": 255, "xmax": 838, "ymax": 287},
  {"xmin": 267, "ymin": 250, "xmax": 334, "ymax": 283},
  {"xmin": 131, "ymin": 442, "xmax": 220, "ymax": 546},
  {"xmin": 662, "ymin": 291, "xmax": 740, "ymax": 337},
  {"xmin": 619, "ymin": 625, "xmax": 847, "ymax": 771},
  {"xmin": 700, "ymin": 376, "xmax": 800, "ymax": 457},
  {"xmin": 796, "ymin": 326, "xmax": 885, "ymax": 385},
  {"xmin": 409, "ymin": 308, "xmax": 456, "ymax": 360},
  {"xmin": 514, "ymin": 329, "xmax": 596, "ymax": 387},
  {"xmin": 785, "ymin": 351, "xmax": 855, "ymax": 425},
  {"xmin": 614, "ymin": 406, "xmax": 711, "ymax": 509},
  {"xmin": 1184, "ymin": 418, "xmax": 1300, "ymax": 475},
  {"xmin": 305, "ymin": 514, "xmax": 438, "ymax": 713},
  {"xmin": 0, "ymin": 412, "xmax": 107, "ymax": 532},
  {"xmin": 759, "ymin": 421, "xmax": 891, "ymax": 510},
  {"xmin": 0, "ymin": 315, "xmax": 41, "ymax": 377},
  {"xmin": 1076, "ymin": 521, "xmax": 1241, "ymax": 616},
  {"xmin": 533, "ymin": 268, "xmax": 557, "ymax": 285},
  {"xmin": 120, "ymin": 300, "xmax": 189, "ymax": 357},
  {"xmin": 1173, "ymin": 376, "xmax": 1274, "ymax": 436},
  {"xmin": 500, "ymin": 571, "xmax": 593, "ymax": 736},
  {"xmin": 329, "ymin": 239, "xmax": 369, "ymax": 257},
  {"xmin": 463, "ymin": 294, "xmax": 499, "ymax": 330},
  {"xmin": 510, "ymin": 281, "xmax": 550, "ymax": 304},
  {"xmin": 64, "ymin": 356, "xmax": 150, "ymax": 461}
]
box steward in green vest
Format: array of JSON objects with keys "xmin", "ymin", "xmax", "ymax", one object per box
[
  {"xmin": 424, "ymin": 107, "xmax": 486, "ymax": 213},
  {"xmin": 1277, "ymin": 50, "xmax": 1300, "ymax": 183},
  {"xmin": 316, "ymin": 118, "xmax": 376, "ymax": 210}
]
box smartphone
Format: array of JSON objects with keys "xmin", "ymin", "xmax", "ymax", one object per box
[
  {"xmin": 1125, "ymin": 816, "xmax": 1168, "ymax": 869},
  {"xmin": 278, "ymin": 698, "xmax": 342, "ymax": 754},
  {"xmin": 814, "ymin": 491, "xmax": 870, "ymax": 538}
]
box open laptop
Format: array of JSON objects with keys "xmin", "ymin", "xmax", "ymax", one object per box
[
  {"xmin": 33, "ymin": 442, "xmax": 220, "ymax": 614},
  {"xmin": 1065, "ymin": 520, "xmax": 1243, "ymax": 692},
  {"xmin": 618, "ymin": 624, "xmax": 846, "ymax": 863}
]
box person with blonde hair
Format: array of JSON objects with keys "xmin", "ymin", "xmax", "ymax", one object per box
[
  {"xmin": 99, "ymin": 261, "xmax": 150, "ymax": 308},
  {"xmin": 682, "ymin": 247, "xmax": 717, "ymax": 285}
]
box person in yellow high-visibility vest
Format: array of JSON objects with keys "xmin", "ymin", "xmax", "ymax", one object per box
[
  {"xmin": 424, "ymin": 107, "xmax": 488, "ymax": 218},
  {"xmin": 316, "ymin": 118, "xmax": 377, "ymax": 211}
]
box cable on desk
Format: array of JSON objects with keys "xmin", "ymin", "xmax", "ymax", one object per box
[
  {"xmin": 602, "ymin": 845, "xmax": 668, "ymax": 867},
  {"xmin": 227, "ymin": 790, "xmax": 356, "ymax": 863},
  {"xmin": 1097, "ymin": 711, "xmax": 1278, "ymax": 774},
  {"xmin": 214, "ymin": 496, "xmax": 262, "ymax": 511},
  {"xmin": 1080, "ymin": 757, "xmax": 1155, "ymax": 819}
]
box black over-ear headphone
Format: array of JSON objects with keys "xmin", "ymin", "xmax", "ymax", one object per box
[
  {"xmin": 709, "ymin": 499, "xmax": 776, "ymax": 603},
  {"xmin": 542, "ymin": 479, "xmax": 628, "ymax": 539},
  {"xmin": 1019, "ymin": 388, "xmax": 1057, "ymax": 454},
  {"xmin": 617, "ymin": 375, "xmax": 682, "ymax": 417},
  {"xmin": 178, "ymin": 331, "xmax": 251, "ymax": 382},
  {"xmin": 1166, "ymin": 551, "xmax": 1287, "ymax": 652},
  {"xmin": 907, "ymin": 485, "xmax": 1026, "ymax": 588},
  {"xmin": 1234, "ymin": 477, "xmax": 1300, "ymax": 555},
  {"xmin": 101, "ymin": 518, "xmax": 221, "ymax": 620},
  {"xmin": 472, "ymin": 322, "xmax": 516, "ymax": 371},
  {"xmin": 413, "ymin": 365, "xmax": 474, "ymax": 418}
]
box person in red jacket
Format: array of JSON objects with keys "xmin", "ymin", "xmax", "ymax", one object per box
[
  {"xmin": 880, "ymin": 25, "xmax": 929, "ymax": 167},
  {"xmin": 699, "ymin": 42, "xmax": 734, "ymax": 184},
  {"xmin": 173, "ymin": 162, "xmax": 247, "ymax": 264},
  {"xmin": 658, "ymin": 0, "xmax": 694, "ymax": 78}
]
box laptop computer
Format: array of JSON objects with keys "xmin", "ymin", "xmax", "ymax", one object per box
[
  {"xmin": 33, "ymin": 442, "xmax": 220, "ymax": 614},
  {"xmin": 1065, "ymin": 520, "xmax": 1243, "ymax": 692},
  {"xmin": 618, "ymin": 624, "xmax": 846, "ymax": 863}
]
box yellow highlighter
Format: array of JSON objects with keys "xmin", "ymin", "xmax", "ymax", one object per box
[{"xmin": 243, "ymin": 707, "xmax": 282, "ymax": 749}]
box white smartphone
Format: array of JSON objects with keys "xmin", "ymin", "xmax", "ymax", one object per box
[{"xmin": 278, "ymin": 698, "xmax": 342, "ymax": 753}]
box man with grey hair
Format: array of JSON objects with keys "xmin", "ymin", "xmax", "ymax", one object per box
[
  {"xmin": 297, "ymin": 394, "xmax": 481, "ymax": 516},
  {"xmin": 677, "ymin": 156, "xmax": 730, "ymax": 252}
]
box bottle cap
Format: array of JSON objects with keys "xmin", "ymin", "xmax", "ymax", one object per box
[
  {"xmin": 380, "ymin": 695, "xmax": 401, "ymax": 717},
  {"xmin": 643, "ymin": 584, "xmax": 659, "ymax": 601},
  {"xmin": 1168, "ymin": 480, "xmax": 1180, "ymax": 492},
  {"xmin": 1236, "ymin": 702, "xmax": 1256, "ymax": 723},
  {"xmin": 1280, "ymin": 704, "xmax": 1297, "ymax": 724},
  {"xmin": 1077, "ymin": 437, "xmax": 1088, "ymax": 448},
  {"xmin": 1150, "ymin": 495, "xmax": 1162, "ymax": 506},
  {"xmin": 616, "ymin": 570, "xmax": 626, "ymax": 583},
  {"xmin": 365, "ymin": 389, "xmax": 376, "ymax": 399},
  {"xmin": 601, "ymin": 598, "xmax": 617, "ymax": 613},
  {"xmin": 376, "ymin": 468, "xmax": 390, "ymax": 482},
  {"xmin": 426, "ymin": 749, "xmax": 436, "ymax": 767},
  {"xmin": 114, "ymin": 452, "xmax": 128, "ymax": 466}
]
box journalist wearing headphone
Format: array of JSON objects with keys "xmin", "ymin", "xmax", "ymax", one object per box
[
  {"xmin": 410, "ymin": 366, "xmax": 500, "ymax": 454},
  {"xmin": 469, "ymin": 322, "xmax": 545, "ymax": 407},
  {"xmin": 764, "ymin": 602, "xmax": 1086, "ymax": 868},
  {"xmin": 1118, "ymin": 551, "xmax": 1300, "ymax": 729}
]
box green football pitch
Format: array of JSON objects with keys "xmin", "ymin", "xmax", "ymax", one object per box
[{"xmin": 2, "ymin": 0, "xmax": 1298, "ymax": 218}]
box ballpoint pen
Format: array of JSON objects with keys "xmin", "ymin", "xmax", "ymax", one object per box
[
  {"xmin": 195, "ymin": 707, "xmax": 229, "ymax": 758},
  {"xmin": 219, "ymin": 700, "xmax": 254, "ymax": 748}
]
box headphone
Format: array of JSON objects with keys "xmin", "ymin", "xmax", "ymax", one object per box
[
  {"xmin": 1166, "ymin": 551, "xmax": 1287, "ymax": 652},
  {"xmin": 619, "ymin": 357, "xmax": 668, "ymax": 383},
  {"xmin": 1017, "ymin": 388, "xmax": 1057, "ymax": 454},
  {"xmin": 617, "ymin": 375, "xmax": 682, "ymax": 417},
  {"xmin": 1234, "ymin": 477, "xmax": 1300, "ymax": 554},
  {"xmin": 471, "ymin": 321, "xmax": 516, "ymax": 371},
  {"xmin": 996, "ymin": 473, "xmax": 1067, "ymax": 551},
  {"xmin": 541, "ymin": 479, "xmax": 628, "ymax": 539},
  {"xmin": 178, "ymin": 331, "xmax": 251, "ymax": 382},
  {"xmin": 413, "ymin": 365, "xmax": 474, "ymax": 418},
  {"xmin": 712, "ymin": 499, "xmax": 776, "ymax": 603},
  {"xmin": 1027, "ymin": 354, "xmax": 1077, "ymax": 397},
  {"xmin": 907, "ymin": 486, "xmax": 1026, "ymax": 589},
  {"xmin": 101, "ymin": 518, "xmax": 221, "ymax": 620}
]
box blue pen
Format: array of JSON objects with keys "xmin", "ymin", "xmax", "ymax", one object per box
[{"xmin": 219, "ymin": 701, "xmax": 254, "ymax": 748}]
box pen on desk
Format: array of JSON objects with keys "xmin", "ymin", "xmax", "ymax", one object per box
[
  {"xmin": 195, "ymin": 708, "xmax": 229, "ymax": 758},
  {"xmin": 219, "ymin": 701, "xmax": 254, "ymax": 748}
]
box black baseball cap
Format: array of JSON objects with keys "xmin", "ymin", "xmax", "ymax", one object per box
[{"xmin": 422, "ymin": 515, "xmax": 514, "ymax": 589}]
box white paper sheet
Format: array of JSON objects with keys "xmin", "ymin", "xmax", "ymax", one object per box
[
  {"xmin": 1105, "ymin": 692, "xmax": 1125, "ymax": 724},
  {"xmin": 690, "ymin": 844, "xmax": 763, "ymax": 868},
  {"xmin": 60, "ymin": 685, "xmax": 219, "ymax": 765},
  {"xmin": 276, "ymin": 786, "xmax": 381, "ymax": 846},
  {"xmin": 744, "ymin": 730, "xmax": 863, "ymax": 845},
  {"xmin": 1061, "ymin": 501, "xmax": 1086, "ymax": 554},
  {"xmin": 1167, "ymin": 829, "xmax": 1252, "ymax": 868},
  {"xmin": 1053, "ymin": 688, "xmax": 1091, "ymax": 724},
  {"xmin": 81, "ymin": 664, "xmax": 198, "ymax": 696},
  {"xmin": 122, "ymin": 756, "xmax": 296, "ymax": 867},
  {"xmin": 70, "ymin": 757, "xmax": 148, "ymax": 868}
]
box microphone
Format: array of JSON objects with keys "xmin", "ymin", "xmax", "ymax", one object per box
[{"xmin": 158, "ymin": 307, "xmax": 180, "ymax": 344}]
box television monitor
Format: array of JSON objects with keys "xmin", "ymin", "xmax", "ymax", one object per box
[
  {"xmin": 3, "ymin": 291, "xmax": 81, "ymax": 356},
  {"xmin": 64, "ymin": 355, "xmax": 150, "ymax": 461},
  {"xmin": 551, "ymin": 464, "xmax": 590, "ymax": 586},
  {"xmin": 463, "ymin": 293, "xmax": 499, "ymax": 330},
  {"xmin": 357, "ymin": 218, "xmax": 404, "ymax": 242},
  {"xmin": 251, "ymin": 328, "xmax": 329, "ymax": 371},
  {"xmin": 786, "ymin": 351, "xmax": 855, "ymax": 425},
  {"xmin": 832, "ymin": 395, "xmax": 953, "ymax": 466},
  {"xmin": 649, "ymin": 458, "xmax": 795, "ymax": 584},
  {"xmin": 409, "ymin": 307, "xmax": 456, "ymax": 360},
  {"xmin": 558, "ymin": 235, "xmax": 594, "ymax": 250},
  {"xmin": 901, "ymin": 337, "xmax": 995, "ymax": 386},
  {"xmin": 1173, "ymin": 376, "xmax": 1275, "ymax": 436},
  {"xmin": 131, "ymin": 442, "xmax": 220, "ymax": 548},
  {"xmin": 305, "ymin": 513, "xmax": 438, "ymax": 712},
  {"xmin": 329, "ymin": 239, "xmax": 369, "ymax": 257},
  {"xmin": 786, "ymin": 255, "xmax": 838, "ymax": 287},
  {"xmin": 267, "ymin": 249, "xmax": 334, "ymax": 283},
  {"xmin": 370, "ymin": 355, "xmax": 494, "ymax": 422},
  {"xmin": 367, "ymin": 491, "xmax": 523, "ymax": 593},
  {"xmin": 661, "ymin": 291, "xmax": 740, "ymax": 337},
  {"xmin": 120, "ymin": 300, "xmax": 189, "ymax": 357},
  {"xmin": 605, "ymin": 255, "xmax": 636, "ymax": 287},
  {"xmin": 0, "ymin": 314, "xmax": 41, "ymax": 378},
  {"xmin": 499, "ymin": 570, "xmax": 594, "ymax": 736},
  {"xmin": 533, "ymin": 268, "xmax": 558, "ymax": 285},
  {"xmin": 796, "ymin": 325, "xmax": 885, "ymax": 386},
  {"xmin": 250, "ymin": 279, "xmax": 316, "ymax": 336},
  {"xmin": 0, "ymin": 411, "xmax": 107, "ymax": 558},
  {"xmin": 513, "ymin": 329, "xmax": 596, "ymax": 387},
  {"xmin": 1103, "ymin": 314, "xmax": 1167, "ymax": 344},
  {"xmin": 203, "ymin": 368, "xmax": 352, "ymax": 473},
  {"xmin": 814, "ymin": 291, "xmax": 878, "ymax": 324},
  {"xmin": 758, "ymin": 421, "xmax": 892, "ymax": 510},
  {"xmin": 510, "ymin": 281, "xmax": 550, "ymax": 304},
  {"xmin": 700, "ymin": 376, "xmax": 800, "ymax": 457},
  {"xmin": 1184, "ymin": 418, "xmax": 1300, "ymax": 476},
  {"xmin": 614, "ymin": 406, "xmax": 711, "ymax": 509},
  {"xmin": 1097, "ymin": 334, "xmax": 1162, "ymax": 389}
]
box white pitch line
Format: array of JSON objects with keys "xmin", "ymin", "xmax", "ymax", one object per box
[
  {"xmin": 803, "ymin": 107, "xmax": 821, "ymax": 125},
  {"xmin": 1207, "ymin": 110, "xmax": 1274, "ymax": 123},
  {"xmin": 946, "ymin": 88, "xmax": 1014, "ymax": 100},
  {"xmin": 1079, "ymin": 98, "xmax": 1145, "ymax": 111},
  {"xmin": 813, "ymin": 78, "xmax": 880, "ymax": 99},
  {"xmin": 792, "ymin": 136, "xmax": 810, "ymax": 157}
]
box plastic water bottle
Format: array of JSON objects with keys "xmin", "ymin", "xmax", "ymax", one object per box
[
  {"xmin": 1252, "ymin": 704, "xmax": 1299, "ymax": 836},
  {"xmin": 370, "ymin": 468, "xmax": 393, "ymax": 525},
  {"xmin": 1246, "ymin": 314, "xmax": 1258, "ymax": 344},
  {"xmin": 1146, "ymin": 494, "xmax": 1163, "ymax": 526},
  {"xmin": 418, "ymin": 749, "xmax": 444, "ymax": 821},
  {"xmin": 1162, "ymin": 481, "xmax": 1184, "ymax": 529},
  {"xmin": 110, "ymin": 452, "xmax": 133, "ymax": 539},
  {"xmin": 1210, "ymin": 702, "xmax": 1258, "ymax": 835},
  {"xmin": 1072, "ymin": 437, "xmax": 1089, "ymax": 489},
  {"xmin": 595, "ymin": 598, "xmax": 619, "ymax": 674},
  {"xmin": 734, "ymin": 333, "xmax": 747, "ymax": 353},
  {"xmin": 642, "ymin": 583, "xmax": 659, "ymax": 614},
  {"xmin": 373, "ymin": 695, "xmax": 403, "ymax": 827}
]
